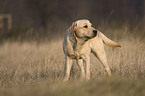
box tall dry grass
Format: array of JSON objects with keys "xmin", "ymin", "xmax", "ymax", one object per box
[{"xmin": 0, "ymin": 25, "xmax": 145, "ymax": 96}]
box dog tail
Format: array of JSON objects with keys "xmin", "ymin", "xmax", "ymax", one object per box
[{"xmin": 99, "ymin": 31, "xmax": 121, "ymax": 47}]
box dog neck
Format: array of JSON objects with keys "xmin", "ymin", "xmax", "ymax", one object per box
[{"xmin": 69, "ymin": 33, "xmax": 87, "ymax": 53}]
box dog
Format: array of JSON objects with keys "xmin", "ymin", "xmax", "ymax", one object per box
[{"xmin": 63, "ymin": 19, "xmax": 121, "ymax": 81}]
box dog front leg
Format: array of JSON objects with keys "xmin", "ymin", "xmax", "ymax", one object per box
[
  {"xmin": 64, "ymin": 56, "xmax": 73, "ymax": 81},
  {"xmin": 85, "ymin": 56, "xmax": 91, "ymax": 80},
  {"xmin": 77, "ymin": 59, "xmax": 85, "ymax": 79}
]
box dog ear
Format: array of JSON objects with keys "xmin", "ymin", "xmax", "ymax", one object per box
[{"xmin": 68, "ymin": 22, "xmax": 77, "ymax": 35}]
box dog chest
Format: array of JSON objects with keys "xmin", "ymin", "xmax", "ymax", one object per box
[{"xmin": 67, "ymin": 41, "xmax": 91, "ymax": 59}]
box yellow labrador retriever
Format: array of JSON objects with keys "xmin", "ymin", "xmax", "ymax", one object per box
[{"xmin": 63, "ymin": 19, "xmax": 121, "ymax": 81}]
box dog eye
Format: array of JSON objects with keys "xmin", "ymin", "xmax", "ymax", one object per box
[{"xmin": 83, "ymin": 25, "xmax": 88, "ymax": 28}]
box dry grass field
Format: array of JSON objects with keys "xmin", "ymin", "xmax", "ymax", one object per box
[{"xmin": 0, "ymin": 25, "xmax": 145, "ymax": 96}]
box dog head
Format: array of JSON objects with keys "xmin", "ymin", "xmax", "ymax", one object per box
[{"xmin": 68, "ymin": 19, "xmax": 97, "ymax": 40}]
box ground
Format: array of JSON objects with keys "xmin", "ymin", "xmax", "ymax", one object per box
[{"xmin": 0, "ymin": 26, "xmax": 145, "ymax": 96}]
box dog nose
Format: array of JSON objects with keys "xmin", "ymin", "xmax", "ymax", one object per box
[{"xmin": 93, "ymin": 30, "xmax": 97, "ymax": 35}]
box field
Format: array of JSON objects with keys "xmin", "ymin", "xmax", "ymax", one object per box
[{"xmin": 0, "ymin": 25, "xmax": 145, "ymax": 96}]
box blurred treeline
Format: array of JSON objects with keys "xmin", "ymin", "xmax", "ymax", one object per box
[{"xmin": 0, "ymin": 0, "xmax": 145, "ymax": 40}]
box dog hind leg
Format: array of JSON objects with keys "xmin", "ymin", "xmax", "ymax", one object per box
[{"xmin": 90, "ymin": 36, "xmax": 111, "ymax": 76}]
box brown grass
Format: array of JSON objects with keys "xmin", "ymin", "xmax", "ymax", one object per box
[{"xmin": 0, "ymin": 25, "xmax": 145, "ymax": 96}]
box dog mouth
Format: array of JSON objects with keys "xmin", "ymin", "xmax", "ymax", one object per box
[
  {"xmin": 84, "ymin": 33, "xmax": 97, "ymax": 39},
  {"xmin": 93, "ymin": 32, "xmax": 97, "ymax": 37}
]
